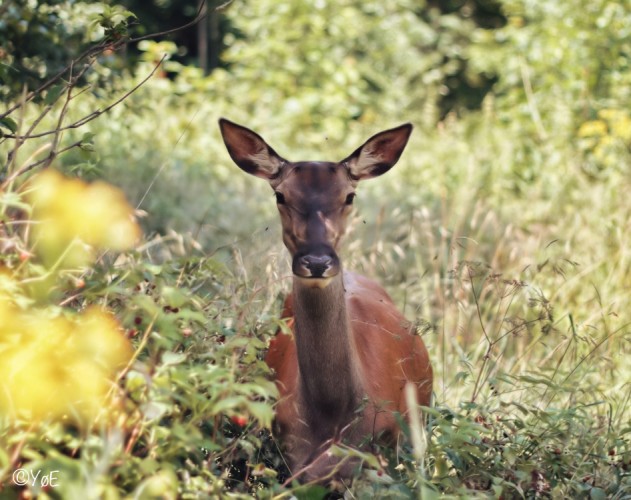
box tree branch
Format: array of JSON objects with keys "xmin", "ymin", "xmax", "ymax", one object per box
[
  {"xmin": 2, "ymin": 55, "xmax": 165, "ymax": 143},
  {"xmin": 1, "ymin": 0, "xmax": 233, "ymax": 183},
  {"xmin": 1, "ymin": 54, "xmax": 164, "ymax": 189}
]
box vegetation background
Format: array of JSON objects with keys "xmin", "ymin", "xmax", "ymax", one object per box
[{"xmin": 1, "ymin": 0, "xmax": 630, "ymax": 497}]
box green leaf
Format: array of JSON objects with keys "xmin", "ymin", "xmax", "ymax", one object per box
[
  {"xmin": 161, "ymin": 286, "xmax": 189, "ymax": 308},
  {"xmin": 589, "ymin": 487, "xmax": 607, "ymax": 500},
  {"xmin": 293, "ymin": 484, "xmax": 329, "ymax": 500},
  {"xmin": 0, "ymin": 191, "xmax": 31, "ymax": 212},
  {"xmin": 44, "ymin": 84, "xmax": 65, "ymax": 105},
  {"xmin": 212, "ymin": 396, "xmax": 246, "ymax": 415},
  {"xmin": 245, "ymin": 401, "xmax": 274, "ymax": 427},
  {"xmin": 455, "ymin": 371, "xmax": 469, "ymax": 383},
  {"xmin": 161, "ymin": 351, "xmax": 187, "ymax": 366},
  {"xmin": 0, "ymin": 117, "xmax": 17, "ymax": 134},
  {"xmin": 81, "ymin": 132, "xmax": 96, "ymax": 143}
]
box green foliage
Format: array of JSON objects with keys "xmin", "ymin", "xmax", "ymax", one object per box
[
  {"xmin": 1, "ymin": 0, "xmax": 631, "ymax": 497},
  {"xmin": 0, "ymin": 185, "xmax": 282, "ymax": 497},
  {"xmin": 0, "ymin": 1, "xmax": 135, "ymax": 100},
  {"xmin": 216, "ymin": 0, "xmax": 493, "ymax": 132},
  {"xmin": 468, "ymin": 0, "xmax": 631, "ymax": 131}
]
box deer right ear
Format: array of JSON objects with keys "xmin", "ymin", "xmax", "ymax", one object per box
[
  {"xmin": 342, "ymin": 123, "xmax": 413, "ymax": 181},
  {"xmin": 219, "ymin": 118, "xmax": 286, "ymax": 179}
]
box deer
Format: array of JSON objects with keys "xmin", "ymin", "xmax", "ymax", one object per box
[{"xmin": 219, "ymin": 118, "xmax": 433, "ymax": 483}]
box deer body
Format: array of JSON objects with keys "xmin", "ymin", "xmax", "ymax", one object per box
[{"xmin": 219, "ymin": 119, "xmax": 432, "ymax": 481}]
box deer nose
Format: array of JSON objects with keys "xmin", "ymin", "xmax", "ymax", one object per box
[{"xmin": 299, "ymin": 255, "xmax": 333, "ymax": 278}]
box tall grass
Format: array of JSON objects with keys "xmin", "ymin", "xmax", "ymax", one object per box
[{"xmin": 218, "ymin": 100, "xmax": 631, "ymax": 495}]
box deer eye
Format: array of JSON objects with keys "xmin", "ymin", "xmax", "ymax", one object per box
[
  {"xmin": 275, "ymin": 192, "xmax": 286, "ymax": 205},
  {"xmin": 345, "ymin": 193, "xmax": 356, "ymax": 205}
]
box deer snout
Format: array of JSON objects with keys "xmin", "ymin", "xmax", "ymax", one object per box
[
  {"xmin": 293, "ymin": 247, "xmax": 340, "ymax": 280},
  {"xmin": 300, "ymin": 255, "xmax": 332, "ymax": 277}
]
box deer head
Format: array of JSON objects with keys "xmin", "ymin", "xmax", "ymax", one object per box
[{"xmin": 219, "ymin": 119, "xmax": 412, "ymax": 288}]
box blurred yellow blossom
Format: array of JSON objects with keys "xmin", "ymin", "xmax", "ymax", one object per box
[
  {"xmin": 578, "ymin": 109, "xmax": 631, "ymax": 142},
  {"xmin": 0, "ymin": 298, "xmax": 132, "ymax": 422},
  {"xmin": 577, "ymin": 109, "xmax": 631, "ymax": 170},
  {"xmin": 577, "ymin": 120, "xmax": 607, "ymax": 138},
  {"xmin": 598, "ymin": 109, "xmax": 631, "ymax": 143},
  {"xmin": 26, "ymin": 169, "xmax": 141, "ymax": 267}
]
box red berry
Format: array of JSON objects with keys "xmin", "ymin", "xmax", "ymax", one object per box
[{"xmin": 231, "ymin": 415, "xmax": 248, "ymax": 427}]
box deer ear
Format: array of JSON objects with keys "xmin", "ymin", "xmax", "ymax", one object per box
[
  {"xmin": 343, "ymin": 123, "xmax": 413, "ymax": 180},
  {"xmin": 219, "ymin": 118, "xmax": 286, "ymax": 179}
]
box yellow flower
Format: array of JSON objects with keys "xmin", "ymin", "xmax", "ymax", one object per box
[
  {"xmin": 609, "ymin": 115, "xmax": 631, "ymax": 143},
  {"xmin": 577, "ymin": 120, "xmax": 607, "ymax": 138},
  {"xmin": 26, "ymin": 169, "xmax": 141, "ymax": 267},
  {"xmin": 0, "ymin": 299, "xmax": 132, "ymax": 423},
  {"xmin": 596, "ymin": 109, "xmax": 631, "ymax": 142}
]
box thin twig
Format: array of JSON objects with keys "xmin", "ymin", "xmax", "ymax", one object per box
[
  {"xmin": 469, "ymin": 266, "xmax": 491, "ymax": 345},
  {"xmin": 127, "ymin": 0, "xmax": 210, "ymax": 44},
  {"xmin": 1, "ymin": 0, "xmax": 231, "ymax": 182},
  {"xmin": 3, "ymin": 55, "xmax": 166, "ymax": 143},
  {"xmin": 135, "ymin": 101, "xmax": 200, "ymax": 210},
  {"xmin": 0, "ymin": 0, "xmax": 232, "ymax": 122},
  {"xmin": 1, "ymin": 61, "xmax": 97, "ymax": 177},
  {"xmin": 468, "ymin": 265, "xmax": 493, "ymax": 404},
  {"xmin": 0, "ymin": 40, "xmax": 114, "ymax": 120},
  {"xmin": 519, "ymin": 56, "xmax": 548, "ymax": 141},
  {"xmin": 44, "ymin": 62, "xmax": 76, "ymax": 169},
  {"xmin": 2, "ymin": 140, "xmax": 83, "ymax": 186}
]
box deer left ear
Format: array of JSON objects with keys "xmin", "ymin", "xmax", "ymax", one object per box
[
  {"xmin": 219, "ymin": 118, "xmax": 286, "ymax": 180},
  {"xmin": 343, "ymin": 123, "xmax": 413, "ymax": 180}
]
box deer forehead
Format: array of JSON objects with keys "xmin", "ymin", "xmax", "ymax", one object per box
[{"xmin": 274, "ymin": 161, "xmax": 354, "ymax": 199}]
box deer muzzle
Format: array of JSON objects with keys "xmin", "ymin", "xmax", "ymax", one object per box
[{"xmin": 292, "ymin": 245, "xmax": 340, "ymax": 284}]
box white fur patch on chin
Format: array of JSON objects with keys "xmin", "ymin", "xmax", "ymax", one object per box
[{"xmin": 294, "ymin": 276, "xmax": 334, "ymax": 289}]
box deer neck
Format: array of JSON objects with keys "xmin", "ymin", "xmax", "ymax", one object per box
[{"xmin": 292, "ymin": 272, "xmax": 362, "ymax": 426}]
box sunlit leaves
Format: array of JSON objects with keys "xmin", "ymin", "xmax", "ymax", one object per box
[
  {"xmin": 0, "ymin": 171, "xmax": 138, "ymax": 425},
  {"xmin": 218, "ymin": 0, "xmax": 480, "ymax": 136},
  {"xmin": 27, "ymin": 169, "xmax": 141, "ymax": 268},
  {"xmin": 0, "ymin": 302, "xmax": 131, "ymax": 423},
  {"xmin": 0, "ymin": 2, "xmax": 134, "ymax": 100}
]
